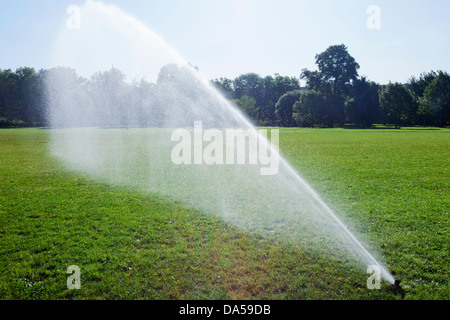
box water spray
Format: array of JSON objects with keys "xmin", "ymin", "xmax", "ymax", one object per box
[{"xmin": 46, "ymin": 0, "xmax": 396, "ymax": 287}]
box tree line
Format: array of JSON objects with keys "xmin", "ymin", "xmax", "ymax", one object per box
[
  {"xmin": 0, "ymin": 67, "xmax": 46, "ymax": 126},
  {"xmin": 1, "ymin": 44, "xmax": 449, "ymax": 128},
  {"xmin": 212, "ymin": 44, "xmax": 449, "ymax": 128}
]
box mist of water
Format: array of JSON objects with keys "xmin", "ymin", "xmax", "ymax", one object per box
[{"xmin": 46, "ymin": 0, "xmax": 395, "ymax": 285}]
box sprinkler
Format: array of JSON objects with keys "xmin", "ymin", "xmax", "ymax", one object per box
[{"xmin": 391, "ymin": 279, "xmax": 406, "ymax": 298}]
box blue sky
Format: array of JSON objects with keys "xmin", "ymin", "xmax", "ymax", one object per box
[{"xmin": 1, "ymin": 0, "xmax": 449, "ymax": 84}]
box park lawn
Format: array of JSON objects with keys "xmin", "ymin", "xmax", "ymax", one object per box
[
  {"xmin": 0, "ymin": 127, "xmax": 448, "ymax": 300},
  {"xmin": 279, "ymin": 126, "xmax": 449, "ymax": 299}
]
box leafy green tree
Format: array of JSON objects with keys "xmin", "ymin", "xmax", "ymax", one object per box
[
  {"xmin": 262, "ymin": 74, "xmax": 300, "ymax": 125},
  {"xmin": 379, "ymin": 83, "xmax": 417, "ymax": 128},
  {"xmin": 293, "ymin": 90, "xmax": 327, "ymax": 127},
  {"xmin": 0, "ymin": 69, "xmax": 17, "ymax": 124},
  {"xmin": 416, "ymin": 97, "xmax": 436, "ymax": 126},
  {"xmin": 211, "ymin": 77, "xmax": 234, "ymax": 100},
  {"xmin": 422, "ymin": 70, "xmax": 450, "ymax": 126},
  {"xmin": 314, "ymin": 44, "xmax": 360, "ymax": 97},
  {"xmin": 408, "ymin": 71, "xmax": 438, "ymax": 126},
  {"xmin": 408, "ymin": 71, "xmax": 437, "ymax": 98},
  {"xmin": 90, "ymin": 67, "xmax": 128, "ymax": 127},
  {"xmin": 15, "ymin": 67, "xmax": 42, "ymax": 125},
  {"xmin": 128, "ymin": 78, "xmax": 158, "ymax": 127},
  {"xmin": 345, "ymin": 77, "xmax": 380, "ymax": 127},
  {"xmin": 232, "ymin": 73, "xmax": 264, "ymax": 118},
  {"xmin": 157, "ymin": 63, "xmax": 227, "ymax": 127},
  {"xmin": 42, "ymin": 66, "xmax": 91, "ymax": 128},
  {"xmin": 300, "ymin": 69, "xmax": 327, "ymax": 92},
  {"xmin": 275, "ymin": 90, "xmax": 302, "ymax": 126},
  {"xmin": 233, "ymin": 95, "xmax": 259, "ymax": 122},
  {"xmin": 213, "ymin": 73, "xmax": 300, "ymax": 125},
  {"xmin": 301, "ymin": 44, "xmax": 360, "ymax": 126},
  {"xmin": 0, "ymin": 67, "xmax": 43, "ymax": 126},
  {"xmin": 233, "ymin": 73, "xmax": 263, "ymax": 100}
]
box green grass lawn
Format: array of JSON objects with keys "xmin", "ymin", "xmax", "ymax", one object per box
[{"xmin": 0, "ymin": 127, "xmax": 448, "ymax": 300}]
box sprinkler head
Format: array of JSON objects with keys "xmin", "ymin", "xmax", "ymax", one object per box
[{"xmin": 393, "ymin": 279, "xmax": 401, "ymax": 289}]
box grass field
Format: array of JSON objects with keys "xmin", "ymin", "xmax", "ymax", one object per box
[{"xmin": 0, "ymin": 127, "xmax": 448, "ymax": 300}]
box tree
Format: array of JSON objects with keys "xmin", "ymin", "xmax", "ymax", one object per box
[
  {"xmin": 0, "ymin": 67, "xmax": 44, "ymax": 126},
  {"xmin": 156, "ymin": 63, "xmax": 224, "ymax": 127},
  {"xmin": 211, "ymin": 77, "xmax": 234, "ymax": 100},
  {"xmin": 345, "ymin": 77, "xmax": 380, "ymax": 127},
  {"xmin": 300, "ymin": 69, "xmax": 327, "ymax": 92},
  {"xmin": 128, "ymin": 78, "xmax": 158, "ymax": 127},
  {"xmin": 422, "ymin": 70, "xmax": 450, "ymax": 126},
  {"xmin": 275, "ymin": 90, "xmax": 302, "ymax": 126},
  {"xmin": 293, "ymin": 90, "xmax": 327, "ymax": 127},
  {"xmin": 232, "ymin": 73, "xmax": 264, "ymax": 118},
  {"xmin": 233, "ymin": 95, "xmax": 259, "ymax": 122},
  {"xmin": 417, "ymin": 97, "xmax": 436, "ymax": 126},
  {"xmin": 314, "ymin": 44, "xmax": 360, "ymax": 97},
  {"xmin": 15, "ymin": 67, "xmax": 42, "ymax": 125},
  {"xmin": 43, "ymin": 66, "xmax": 91, "ymax": 128},
  {"xmin": 213, "ymin": 73, "xmax": 300, "ymax": 125},
  {"xmin": 0, "ymin": 69, "xmax": 18, "ymax": 124},
  {"xmin": 408, "ymin": 71, "xmax": 438, "ymax": 126},
  {"xmin": 301, "ymin": 44, "xmax": 360, "ymax": 126},
  {"xmin": 262, "ymin": 74, "xmax": 300, "ymax": 125},
  {"xmin": 90, "ymin": 67, "xmax": 128, "ymax": 127},
  {"xmin": 408, "ymin": 71, "xmax": 437, "ymax": 98},
  {"xmin": 379, "ymin": 83, "xmax": 417, "ymax": 128}
]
